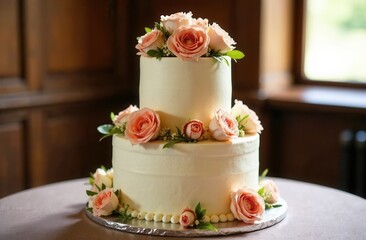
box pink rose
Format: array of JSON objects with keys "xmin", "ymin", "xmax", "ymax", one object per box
[
  {"xmin": 125, "ymin": 108, "xmax": 160, "ymax": 145},
  {"xmin": 160, "ymin": 11, "xmax": 193, "ymax": 33},
  {"xmin": 113, "ymin": 105, "xmax": 139, "ymax": 127},
  {"xmin": 207, "ymin": 23, "xmax": 236, "ymax": 54},
  {"xmin": 88, "ymin": 188, "xmax": 119, "ymax": 217},
  {"xmin": 136, "ymin": 28, "xmax": 165, "ymax": 57},
  {"xmin": 230, "ymin": 187, "xmax": 265, "ymax": 224},
  {"xmin": 166, "ymin": 25, "xmax": 209, "ymax": 61},
  {"xmin": 260, "ymin": 180, "xmax": 280, "ymax": 204},
  {"xmin": 179, "ymin": 207, "xmax": 196, "ymax": 227},
  {"xmin": 209, "ymin": 109, "xmax": 239, "ymax": 141},
  {"xmin": 231, "ymin": 99, "xmax": 263, "ymax": 134},
  {"xmin": 183, "ymin": 119, "xmax": 205, "ymax": 140}
]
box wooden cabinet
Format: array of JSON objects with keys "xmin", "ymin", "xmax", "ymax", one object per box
[{"xmin": 0, "ymin": 0, "xmax": 132, "ymax": 197}]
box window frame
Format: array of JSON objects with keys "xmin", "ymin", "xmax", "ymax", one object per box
[{"xmin": 293, "ymin": 0, "xmax": 366, "ymax": 89}]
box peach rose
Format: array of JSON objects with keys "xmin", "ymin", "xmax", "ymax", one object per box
[
  {"xmin": 91, "ymin": 168, "xmax": 113, "ymax": 193},
  {"xmin": 160, "ymin": 11, "xmax": 193, "ymax": 33},
  {"xmin": 183, "ymin": 119, "xmax": 205, "ymax": 140},
  {"xmin": 125, "ymin": 108, "xmax": 160, "ymax": 145},
  {"xmin": 113, "ymin": 105, "xmax": 139, "ymax": 127},
  {"xmin": 136, "ymin": 29, "xmax": 165, "ymax": 57},
  {"xmin": 260, "ymin": 179, "xmax": 280, "ymax": 204},
  {"xmin": 166, "ymin": 25, "xmax": 209, "ymax": 61},
  {"xmin": 88, "ymin": 188, "xmax": 119, "ymax": 217},
  {"xmin": 179, "ymin": 207, "xmax": 196, "ymax": 227},
  {"xmin": 231, "ymin": 99, "xmax": 263, "ymax": 134},
  {"xmin": 207, "ymin": 22, "xmax": 236, "ymax": 54},
  {"xmin": 209, "ymin": 109, "xmax": 239, "ymax": 141},
  {"xmin": 230, "ymin": 187, "xmax": 265, "ymax": 224},
  {"xmin": 192, "ymin": 17, "xmax": 209, "ymax": 29}
]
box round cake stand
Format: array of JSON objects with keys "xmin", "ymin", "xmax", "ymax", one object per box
[{"xmin": 86, "ymin": 198, "xmax": 287, "ymax": 237}]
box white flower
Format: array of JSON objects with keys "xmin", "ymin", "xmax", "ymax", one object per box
[{"xmin": 231, "ymin": 99, "xmax": 263, "ymax": 134}]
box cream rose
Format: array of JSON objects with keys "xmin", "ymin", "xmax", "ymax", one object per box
[
  {"xmin": 125, "ymin": 108, "xmax": 160, "ymax": 145},
  {"xmin": 230, "ymin": 187, "xmax": 265, "ymax": 224},
  {"xmin": 91, "ymin": 168, "xmax": 113, "ymax": 193},
  {"xmin": 209, "ymin": 109, "xmax": 239, "ymax": 141},
  {"xmin": 88, "ymin": 188, "xmax": 119, "ymax": 217},
  {"xmin": 183, "ymin": 119, "xmax": 205, "ymax": 140},
  {"xmin": 231, "ymin": 99, "xmax": 263, "ymax": 134},
  {"xmin": 260, "ymin": 179, "xmax": 280, "ymax": 204},
  {"xmin": 166, "ymin": 25, "xmax": 209, "ymax": 61},
  {"xmin": 179, "ymin": 207, "xmax": 196, "ymax": 227},
  {"xmin": 207, "ymin": 22, "xmax": 236, "ymax": 53},
  {"xmin": 113, "ymin": 105, "xmax": 139, "ymax": 127},
  {"xmin": 135, "ymin": 29, "xmax": 165, "ymax": 57},
  {"xmin": 160, "ymin": 11, "xmax": 193, "ymax": 33},
  {"xmin": 192, "ymin": 17, "xmax": 209, "ymax": 30}
]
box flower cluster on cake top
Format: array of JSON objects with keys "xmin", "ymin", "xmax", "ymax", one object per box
[
  {"xmin": 86, "ymin": 167, "xmax": 281, "ymax": 230},
  {"xmin": 136, "ymin": 11, "xmax": 244, "ymax": 63},
  {"xmin": 97, "ymin": 99, "xmax": 263, "ymax": 148}
]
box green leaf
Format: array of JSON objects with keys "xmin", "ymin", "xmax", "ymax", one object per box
[
  {"xmin": 265, "ymin": 203, "xmax": 282, "ymax": 210},
  {"xmin": 163, "ymin": 139, "xmax": 183, "ymax": 149},
  {"xmin": 110, "ymin": 112, "xmax": 115, "ymax": 122},
  {"xmin": 196, "ymin": 222, "xmax": 218, "ymax": 232},
  {"xmin": 97, "ymin": 124, "xmax": 114, "ymax": 135},
  {"xmin": 257, "ymin": 187, "xmax": 265, "ymax": 197},
  {"xmin": 147, "ymin": 49, "xmax": 164, "ymax": 60},
  {"xmin": 226, "ymin": 50, "xmax": 245, "ymax": 60},
  {"xmin": 88, "ymin": 176, "xmax": 94, "ymax": 185},
  {"xmin": 259, "ymin": 168, "xmax": 269, "ymax": 182},
  {"xmin": 86, "ymin": 190, "xmax": 97, "ymax": 197},
  {"xmin": 195, "ymin": 202, "xmax": 202, "ymax": 218},
  {"xmin": 145, "ymin": 27, "xmax": 152, "ymax": 33}
]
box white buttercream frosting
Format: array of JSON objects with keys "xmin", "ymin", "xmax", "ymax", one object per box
[
  {"xmin": 139, "ymin": 57, "xmax": 232, "ymax": 131},
  {"xmin": 113, "ymin": 134, "xmax": 259, "ymax": 217}
]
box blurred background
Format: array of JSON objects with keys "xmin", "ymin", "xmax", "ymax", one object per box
[{"xmin": 0, "ymin": 0, "xmax": 365, "ymax": 198}]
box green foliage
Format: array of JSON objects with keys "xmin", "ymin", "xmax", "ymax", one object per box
[
  {"xmin": 147, "ymin": 48, "xmax": 165, "ymax": 60},
  {"xmin": 226, "ymin": 50, "xmax": 245, "ymax": 60},
  {"xmin": 86, "ymin": 190, "xmax": 97, "ymax": 197},
  {"xmin": 115, "ymin": 204, "xmax": 133, "ymax": 223},
  {"xmin": 162, "ymin": 127, "xmax": 199, "ymax": 148},
  {"xmin": 194, "ymin": 202, "xmax": 218, "ymax": 232}
]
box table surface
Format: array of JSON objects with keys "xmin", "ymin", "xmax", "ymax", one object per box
[{"xmin": 1, "ymin": 178, "xmax": 366, "ymax": 240}]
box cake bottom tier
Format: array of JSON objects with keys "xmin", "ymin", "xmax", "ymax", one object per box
[{"xmin": 112, "ymin": 134, "xmax": 259, "ymax": 221}]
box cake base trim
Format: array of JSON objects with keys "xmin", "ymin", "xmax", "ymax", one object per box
[{"xmin": 85, "ymin": 197, "xmax": 287, "ymax": 237}]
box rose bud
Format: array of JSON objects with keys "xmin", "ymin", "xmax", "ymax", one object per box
[
  {"xmin": 179, "ymin": 208, "xmax": 196, "ymax": 227},
  {"xmin": 183, "ymin": 119, "xmax": 205, "ymax": 140}
]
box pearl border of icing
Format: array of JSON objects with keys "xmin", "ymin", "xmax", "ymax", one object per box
[{"xmin": 128, "ymin": 209, "xmax": 235, "ymax": 224}]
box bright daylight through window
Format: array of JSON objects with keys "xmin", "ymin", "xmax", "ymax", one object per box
[{"xmin": 304, "ymin": 0, "xmax": 366, "ymax": 83}]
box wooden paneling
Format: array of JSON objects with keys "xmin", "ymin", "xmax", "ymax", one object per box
[
  {"xmin": 38, "ymin": 104, "xmax": 113, "ymax": 185},
  {"xmin": 0, "ymin": 0, "xmax": 21, "ymax": 77},
  {"xmin": 0, "ymin": 0, "xmax": 24, "ymax": 93},
  {"xmin": 45, "ymin": 0, "xmax": 113, "ymax": 73},
  {"xmin": 0, "ymin": 0, "xmax": 129, "ymax": 196},
  {"xmin": 266, "ymin": 95, "xmax": 366, "ymax": 188},
  {"xmin": 0, "ymin": 121, "xmax": 25, "ymax": 197}
]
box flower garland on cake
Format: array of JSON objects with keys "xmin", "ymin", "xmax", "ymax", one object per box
[
  {"xmin": 86, "ymin": 167, "xmax": 281, "ymax": 231},
  {"xmin": 98, "ymin": 99, "xmax": 263, "ymax": 148},
  {"xmin": 135, "ymin": 11, "xmax": 244, "ymax": 63}
]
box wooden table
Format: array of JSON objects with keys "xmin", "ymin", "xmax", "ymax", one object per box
[{"xmin": 1, "ymin": 178, "xmax": 365, "ymax": 239}]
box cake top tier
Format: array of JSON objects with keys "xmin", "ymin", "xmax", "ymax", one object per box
[{"xmin": 139, "ymin": 56, "xmax": 232, "ymax": 131}]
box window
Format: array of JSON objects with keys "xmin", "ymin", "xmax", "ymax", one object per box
[{"xmin": 300, "ymin": 0, "xmax": 366, "ymax": 84}]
